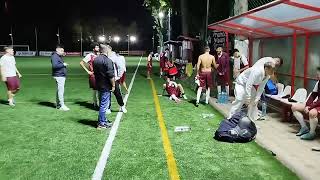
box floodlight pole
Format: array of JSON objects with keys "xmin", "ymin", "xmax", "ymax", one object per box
[
  {"xmin": 80, "ymin": 27, "xmax": 83, "ymax": 56},
  {"xmin": 57, "ymin": 27, "xmax": 61, "ymax": 44},
  {"xmin": 35, "ymin": 27, "xmax": 38, "ymax": 55},
  {"xmin": 10, "ymin": 26, "xmax": 13, "ymax": 46},
  {"xmin": 205, "ymin": 0, "xmax": 210, "ymax": 45},
  {"xmin": 127, "ymin": 35, "xmax": 130, "ymax": 56}
]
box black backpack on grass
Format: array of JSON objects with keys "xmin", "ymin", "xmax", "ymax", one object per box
[{"xmin": 214, "ymin": 111, "xmax": 257, "ymax": 143}]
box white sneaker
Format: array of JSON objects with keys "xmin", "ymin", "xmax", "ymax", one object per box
[
  {"xmin": 59, "ymin": 105, "xmax": 70, "ymax": 111},
  {"xmin": 182, "ymin": 94, "xmax": 188, "ymax": 100},
  {"xmin": 120, "ymin": 106, "xmax": 127, "ymax": 113},
  {"xmin": 106, "ymin": 109, "xmax": 112, "ymax": 114},
  {"xmin": 8, "ymin": 99, "xmax": 15, "ymax": 107}
]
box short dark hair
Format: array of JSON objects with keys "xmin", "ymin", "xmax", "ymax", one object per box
[
  {"xmin": 3, "ymin": 46, "xmax": 13, "ymax": 51},
  {"xmin": 56, "ymin": 44, "xmax": 64, "ymax": 49},
  {"xmin": 165, "ymin": 48, "xmax": 169, "ymax": 51},
  {"xmin": 99, "ymin": 44, "xmax": 108, "ymax": 53},
  {"xmin": 233, "ymin": 49, "xmax": 239, "ymax": 54},
  {"xmin": 277, "ymin": 57, "xmax": 284, "ymax": 66},
  {"xmin": 204, "ymin": 46, "xmax": 210, "ymax": 51},
  {"xmin": 91, "ymin": 43, "xmax": 99, "ymax": 50}
]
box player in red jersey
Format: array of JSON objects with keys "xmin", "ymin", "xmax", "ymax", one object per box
[{"xmin": 80, "ymin": 44, "xmax": 100, "ymax": 108}]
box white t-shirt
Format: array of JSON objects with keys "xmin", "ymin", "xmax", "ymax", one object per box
[
  {"xmin": 117, "ymin": 55, "xmax": 126, "ymax": 72},
  {"xmin": 0, "ymin": 54, "xmax": 17, "ymax": 78},
  {"xmin": 233, "ymin": 54, "xmax": 248, "ymax": 70},
  {"xmin": 83, "ymin": 53, "xmax": 97, "ymax": 63}
]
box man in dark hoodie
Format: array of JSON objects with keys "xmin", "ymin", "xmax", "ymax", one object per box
[{"xmin": 51, "ymin": 44, "xmax": 69, "ymax": 111}]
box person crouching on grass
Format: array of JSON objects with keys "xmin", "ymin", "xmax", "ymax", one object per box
[
  {"xmin": 0, "ymin": 46, "xmax": 22, "ymax": 107},
  {"xmin": 162, "ymin": 78, "xmax": 187, "ymax": 103}
]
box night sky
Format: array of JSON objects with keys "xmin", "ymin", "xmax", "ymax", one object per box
[{"xmin": 0, "ymin": 0, "xmax": 154, "ymax": 51}]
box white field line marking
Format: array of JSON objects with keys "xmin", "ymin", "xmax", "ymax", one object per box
[{"xmin": 91, "ymin": 56, "xmax": 143, "ymax": 180}]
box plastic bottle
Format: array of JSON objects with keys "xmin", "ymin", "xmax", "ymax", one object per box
[
  {"xmin": 222, "ymin": 92, "xmax": 226, "ymax": 104},
  {"xmin": 217, "ymin": 92, "xmax": 221, "ymax": 103},
  {"xmin": 262, "ymin": 101, "xmax": 267, "ymax": 117},
  {"xmin": 174, "ymin": 126, "xmax": 191, "ymax": 132}
]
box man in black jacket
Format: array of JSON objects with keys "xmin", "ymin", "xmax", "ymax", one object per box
[
  {"xmin": 51, "ymin": 44, "xmax": 69, "ymax": 111},
  {"xmin": 93, "ymin": 44, "xmax": 115, "ymax": 129}
]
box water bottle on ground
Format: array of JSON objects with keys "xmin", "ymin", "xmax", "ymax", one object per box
[
  {"xmin": 222, "ymin": 92, "xmax": 226, "ymax": 104},
  {"xmin": 261, "ymin": 101, "xmax": 267, "ymax": 117},
  {"xmin": 174, "ymin": 126, "xmax": 191, "ymax": 132},
  {"xmin": 217, "ymin": 92, "xmax": 222, "ymax": 103}
]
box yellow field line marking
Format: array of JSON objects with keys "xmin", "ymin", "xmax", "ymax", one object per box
[{"xmin": 150, "ymin": 79, "xmax": 180, "ymax": 180}]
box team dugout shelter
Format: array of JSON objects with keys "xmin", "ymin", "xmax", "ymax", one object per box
[{"xmin": 208, "ymin": 0, "xmax": 320, "ymax": 95}]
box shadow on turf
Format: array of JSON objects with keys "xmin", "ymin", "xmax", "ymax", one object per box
[
  {"xmin": 78, "ymin": 119, "xmax": 97, "ymax": 128},
  {"xmin": 38, "ymin": 101, "xmax": 56, "ymax": 108},
  {"xmin": 0, "ymin": 100, "xmax": 8, "ymax": 105},
  {"xmin": 74, "ymin": 101, "xmax": 98, "ymax": 111}
]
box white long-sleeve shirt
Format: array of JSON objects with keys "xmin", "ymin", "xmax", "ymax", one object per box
[
  {"xmin": 252, "ymin": 57, "xmax": 276, "ymax": 69},
  {"xmin": 236, "ymin": 66, "xmax": 270, "ymax": 100}
]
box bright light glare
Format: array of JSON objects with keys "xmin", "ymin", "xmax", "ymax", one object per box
[
  {"xmin": 98, "ymin": 35, "xmax": 106, "ymax": 42},
  {"xmin": 113, "ymin": 36, "xmax": 120, "ymax": 43},
  {"xmin": 159, "ymin": 12, "xmax": 164, "ymax": 19},
  {"xmin": 130, "ymin": 36, "xmax": 137, "ymax": 42}
]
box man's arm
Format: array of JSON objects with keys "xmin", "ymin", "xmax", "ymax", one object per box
[
  {"xmin": 245, "ymin": 70, "xmax": 259, "ymax": 100},
  {"xmin": 15, "ymin": 67, "xmax": 22, "ymax": 78},
  {"xmin": 239, "ymin": 55, "xmax": 249, "ymax": 73},
  {"xmin": 196, "ymin": 56, "xmax": 201, "ymax": 75},
  {"xmin": 255, "ymin": 78, "xmax": 269, "ymax": 101},
  {"xmin": 0, "ymin": 66, "xmax": 6, "ymax": 82},
  {"xmin": 106, "ymin": 59, "xmax": 115, "ymax": 91},
  {"xmin": 80, "ymin": 60, "xmax": 92, "ymax": 75},
  {"xmin": 212, "ymin": 56, "xmax": 219, "ymax": 69}
]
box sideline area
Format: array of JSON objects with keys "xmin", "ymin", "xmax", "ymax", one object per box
[{"xmin": 209, "ymin": 97, "xmax": 320, "ymax": 180}]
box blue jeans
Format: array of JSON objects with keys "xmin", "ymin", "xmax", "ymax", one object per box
[{"xmin": 98, "ymin": 90, "xmax": 111, "ymax": 125}]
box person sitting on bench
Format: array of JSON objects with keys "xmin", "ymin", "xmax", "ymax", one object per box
[{"xmin": 291, "ymin": 67, "xmax": 320, "ymax": 140}]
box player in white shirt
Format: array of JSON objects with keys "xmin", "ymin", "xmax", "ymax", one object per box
[
  {"xmin": 0, "ymin": 46, "xmax": 22, "ymax": 107},
  {"xmin": 80, "ymin": 44, "xmax": 100, "ymax": 108},
  {"xmin": 115, "ymin": 51, "xmax": 128, "ymax": 93},
  {"xmin": 232, "ymin": 49, "xmax": 249, "ymax": 79},
  {"xmin": 106, "ymin": 45, "xmax": 127, "ymax": 114},
  {"xmin": 229, "ymin": 62, "xmax": 274, "ymax": 121},
  {"xmin": 252, "ymin": 56, "xmax": 283, "ymax": 69}
]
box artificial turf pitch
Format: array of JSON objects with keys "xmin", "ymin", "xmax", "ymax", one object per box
[{"xmin": 0, "ymin": 56, "xmax": 298, "ymax": 179}]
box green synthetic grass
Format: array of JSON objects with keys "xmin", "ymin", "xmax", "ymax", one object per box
[
  {"xmin": 0, "ymin": 56, "xmax": 137, "ymax": 179},
  {"xmin": 0, "ymin": 56, "xmax": 298, "ymax": 179}
]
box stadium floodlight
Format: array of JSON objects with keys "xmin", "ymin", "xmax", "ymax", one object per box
[
  {"xmin": 159, "ymin": 11, "xmax": 165, "ymax": 19},
  {"xmin": 98, "ymin": 35, "xmax": 106, "ymax": 42},
  {"xmin": 130, "ymin": 36, "xmax": 137, "ymax": 42},
  {"xmin": 113, "ymin": 36, "xmax": 120, "ymax": 43}
]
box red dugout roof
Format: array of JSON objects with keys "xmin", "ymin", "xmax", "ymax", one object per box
[{"xmin": 208, "ymin": 0, "xmax": 320, "ymax": 39}]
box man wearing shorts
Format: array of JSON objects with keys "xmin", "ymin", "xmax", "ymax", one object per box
[
  {"xmin": 291, "ymin": 67, "xmax": 320, "ymax": 140},
  {"xmin": 216, "ymin": 47, "xmax": 230, "ymax": 96},
  {"xmin": 80, "ymin": 44, "xmax": 100, "ymax": 107},
  {"xmin": 162, "ymin": 78, "xmax": 187, "ymax": 103},
  {"xmin": 196, "ymin": 46, "xmax": 218, "ymax": 107},
  {"xmin": 0, "ymin": 46, "xmax": 22, "ymax": 107}
]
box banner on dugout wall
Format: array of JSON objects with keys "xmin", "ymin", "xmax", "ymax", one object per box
[
  {"xmin": 65, "ymin": 52, "xmax": 81, "ymax": 56},
  {"xmin": 39, "ymin": 51, "xmax": 53, "ymax": 56},
  {"xmin": 15, "ymin": 51, "xmax": 36, "ymax": 56}
]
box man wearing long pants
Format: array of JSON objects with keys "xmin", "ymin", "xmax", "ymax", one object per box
[
  {"xmin": 106, "ymin": 45, "xmax": 127, "ymax": 114},
  {"xmin": 228, "ymin": 62, "xmax": 274, "ymax": 120},
  {"xmin": 93, "ymin": 44, "xmax": 115, "ymax": 129},
  {"xmin": 51, "ymin": 44, "xmax": 69, "ymax": 111}
]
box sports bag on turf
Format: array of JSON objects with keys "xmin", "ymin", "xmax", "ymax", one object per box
[{"xmin": 214, "ymin": 111, "xmax": 257, "ymax": 143}]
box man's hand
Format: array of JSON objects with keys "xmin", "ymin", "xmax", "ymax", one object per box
[
  {"xmin": 304, "ymin": 107, "xmax": 310, "ymax": 114},
  {"xmin": 1, "ymin": 76, "xmax": 6, "ymax": 82},
  {"xmin": 251, "ymin": 98, "xmax": 260, "ymax": 106},
  {"xmin": 18, "ymin": 74, "xmax": 22, "ymax": 78},
  {"xmin": 63, "ymin": 63, "xmax": 69, "ymax": 67},
  {"xmin": 88, "ymin": 71, "xmax": 94, "ymax": 76},
  {"xmin": 111, "ymin": 86, "xmax": 115, "ymax": 92}
]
